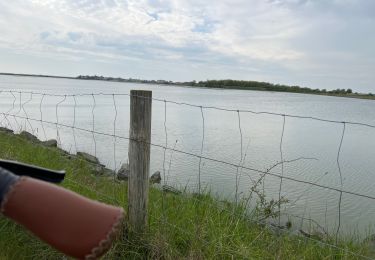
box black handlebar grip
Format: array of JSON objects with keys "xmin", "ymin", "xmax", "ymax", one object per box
[{"xmin": 0, "ymin": 160, "xmax": 65, "ymax": 183}]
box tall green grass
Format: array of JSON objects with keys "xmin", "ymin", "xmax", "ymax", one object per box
[{"xmin": 0, "ymin": 131, "xmax": 372, "ymax": 259}]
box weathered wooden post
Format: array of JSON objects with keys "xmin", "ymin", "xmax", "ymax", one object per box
[{"xmin": 128, "ymin": 90, "xmax": 152, "ymax": 234}]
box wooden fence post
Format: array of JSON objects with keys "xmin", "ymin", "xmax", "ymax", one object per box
[{"xmin": 128, "ymin": 90, "xmax": 152, "ymax": 234}]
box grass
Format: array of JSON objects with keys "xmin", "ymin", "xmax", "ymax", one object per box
[{"xmin": 0, "ymin": 130, "xmax": 373, "ymax": 259}]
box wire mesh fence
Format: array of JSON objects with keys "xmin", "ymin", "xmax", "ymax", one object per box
[{"xmin": 1, "ymin": 89, "xmax": 375, "ymax": 258}]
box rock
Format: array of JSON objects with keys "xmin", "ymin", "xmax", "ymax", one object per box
[
  {"xmin": 42, "ymin": 139, "xmax": 57, "ymax": 147},
  {"xmin": 299, "ymin": 229, "xmax": 325, "ymax": 240},
  {"xmin": 89, "ymin": 164, "xmax": 114, "ymax": 176},
  {"xmin": 56, "ymin": 146, "xmax": 67, "ymax": 153},
  {"xmin": 90, "ymin": 165, "xmax": 103, "ymax": 176},
  {"xmin": 94, "ymin": 165, "xmax": 115, "ymax": 176},
  {"xmin": 64, "ymin": 154, "xmax": 76, "ymax": 160},
  {"xmin": 162, "ymin": 185, "xmax": 181, "ymax": 195},
  {"xmin": 117, "ymin": 163, "xmax": 129, "ymax": 181},
  {"xmin": 76, "ymin": 152, "xmax": 100, "ymax": 164},
  {"xmin": 102, "ymin": 167, "xmax": 115, "ymax": 176},
  {"xmin": 150, "ymin": 171, "xmax": 161, "ymax": 184},
  {"xmin": 0, "ymin": 127, "xmax": 13, "ymax": 134},
  {"xmin": 116, "ymin": 166, "xmax": 162, "ymax": 182},
  {"xmin": 19, "ymin": 131, "xmax": 39, "ymax": 142}
]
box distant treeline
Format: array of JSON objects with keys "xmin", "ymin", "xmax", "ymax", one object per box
[
  {"xmin": 1, "ymin": 73, "xmax": 372, "ymax": 98},
  {"xmin": 77, "ymin": 75, "xmax": 374, "ymax": 97},
  {"xmin": 195, "ymin": 79, "xmax": 355, "ymax": 94},
  {"xmin": 77, "ymin": 75, "xmax": 177, "ymax": 85}
]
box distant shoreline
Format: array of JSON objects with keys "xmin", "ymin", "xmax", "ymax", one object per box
[
  {"xmin": 0, "ymin": 72, "xmax": 75, "ymax": 80},
  {"xmin": 1, "ymin": 72, "xmax": 374, "ymax": 101}
]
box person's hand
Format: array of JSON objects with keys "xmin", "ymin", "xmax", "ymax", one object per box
[{"xmin": 0, "ymin": 167, "xmax": 124, "ymax": 259}]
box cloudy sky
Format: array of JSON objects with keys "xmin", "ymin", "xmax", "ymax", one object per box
[{"xmin": 0, "ymin": 0, "xmax": 374, "ymax": 92}]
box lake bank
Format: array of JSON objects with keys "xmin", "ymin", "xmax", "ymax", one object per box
[{"xmin": 0, "ymin": 129, "xmax": 372, "ymax": 259}]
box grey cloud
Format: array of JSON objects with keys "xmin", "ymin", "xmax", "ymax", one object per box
[{"xmin": 0, "ymin": 0, "xmax": 374, "ymax": 92}]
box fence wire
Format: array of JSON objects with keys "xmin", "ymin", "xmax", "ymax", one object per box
[{"xmin": 0, "ymin": 90, "xmax": 374, "ymax": 259}]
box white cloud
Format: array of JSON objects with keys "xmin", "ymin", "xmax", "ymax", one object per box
[
  {"xmin": 1, "ymin": 0, "xmax": 305, "ymax": 60},
  {"xmin": 0, "ymin": 0, "xmax": 374, "ymax": 91}
]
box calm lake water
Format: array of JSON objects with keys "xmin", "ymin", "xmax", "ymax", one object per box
[{"xmin": 1, "ymin": 75, "xmax": 375, "ymax": 236}]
